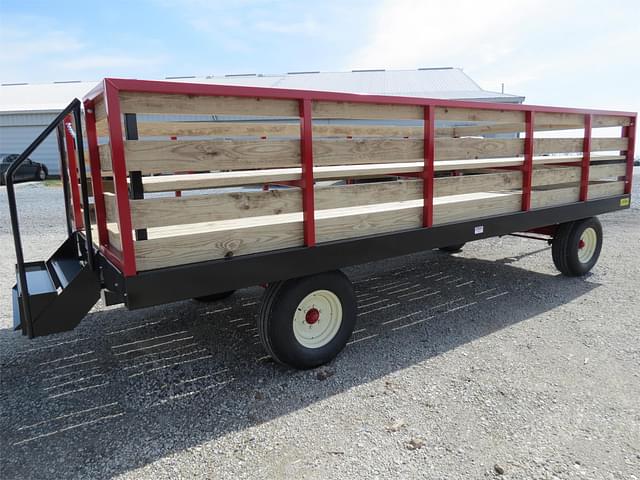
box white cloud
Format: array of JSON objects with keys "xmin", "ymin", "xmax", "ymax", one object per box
[{"xmin": 349, "ymin": 0, "xmax": 639, "ymax": 93}]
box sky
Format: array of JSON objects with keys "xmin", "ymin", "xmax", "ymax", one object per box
[{"xmin": 1, "ymin": 0, "xmax": 639, "ymax": 121}]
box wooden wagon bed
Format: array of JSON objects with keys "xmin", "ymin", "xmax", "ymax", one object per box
[{"xmin": 70, "ymin": 79, "xmax": 633, "ymax": 276}]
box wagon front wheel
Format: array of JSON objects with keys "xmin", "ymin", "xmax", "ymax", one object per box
[{"xmin": 258, "ymin": 271, "xmax": 357, "ymax": 369}]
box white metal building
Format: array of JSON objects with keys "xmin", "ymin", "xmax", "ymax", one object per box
[{"xmin": 0, "ymin": 68, "xmax": 524, "ymax": 175}]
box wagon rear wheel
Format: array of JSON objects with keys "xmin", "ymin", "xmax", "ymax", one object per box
[
  {"xmin": 258, "ymin": 270, "xmax": 356, "ymax": 369},
  {"xmin": 552, "ymin": 217, "xmax": 602, "ymax": 276}
]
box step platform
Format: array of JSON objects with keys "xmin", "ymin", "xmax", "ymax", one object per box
[{"xmin": 13, "ymin": 234, "xmax": 101, "ymax": 337}]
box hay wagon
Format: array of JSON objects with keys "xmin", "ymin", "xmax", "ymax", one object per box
[{"xmin": 6, "ymin": 78, "xmax": 636, "ymax": 368}]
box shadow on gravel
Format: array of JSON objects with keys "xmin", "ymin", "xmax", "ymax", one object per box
[{"xmin": 0, "ymin": 249, "xmax": 598, "ymax": 479}]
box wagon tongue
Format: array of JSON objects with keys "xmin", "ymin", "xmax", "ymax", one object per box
[{"xmin": 13, "ymin": 233, "xmax": 100, "ymax": 337}]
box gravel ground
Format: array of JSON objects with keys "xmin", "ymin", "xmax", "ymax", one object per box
[{"xmin": 0, "ymin": 171, "xmax": 639, "ymax": 480}]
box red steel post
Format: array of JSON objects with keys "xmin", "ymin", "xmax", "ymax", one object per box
[
  {"xmin": 580, "ymin": 114, "xmax": 592, "ymax": 201},
  {"xmin": 623, "ymin": 117, "xmax": 636, "ymax": 195},
  {"xmin": 300, "ymin": 98, "xmax": 316, "ymax": 246},
  {"xmin": 521, "ymin": 111, "xmax": 535, "ymax": 210},
  {"xmin": 105, "ymin": 80, "xmax": 138, "ymax": 276},
  {"xmin": 83, "ymin": 99, "xmax": 109, "ymax": 249},
  {"xmin": 63, "ymin": 115, "xmax": 84, "ymax": 230},
  {"xmin": 423, "ymin": 105, "xmax": 435, "ymax": 227}
]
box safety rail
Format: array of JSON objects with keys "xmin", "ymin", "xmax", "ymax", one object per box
[
  {"xmin": 5, "ymin": 99, "xmax": 94, "ymax": 338},
  {"xmin": 83, "ymin": 78, "xmax": 636, "ymax": 277}
]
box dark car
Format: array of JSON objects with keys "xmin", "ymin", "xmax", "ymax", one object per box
[{"xmin": 0, "ymin": 154, "xmax": 48, "ymax": 185}]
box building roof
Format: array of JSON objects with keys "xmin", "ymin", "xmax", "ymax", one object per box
[{"xmin": 0, "ymin": 68, "xmax": 524, "ymax": 114}]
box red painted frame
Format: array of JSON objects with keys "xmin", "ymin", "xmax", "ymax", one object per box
[
  {"xmin": 521, "ymin": 111, "xmax": 535, "ymax": 211},
  {"xmin": 580, "ymin": 115, "xmax": 593, "ymax": 201},
  {"xmin": 63, "ymin": 115, "xmax": 84, "ymax": 230},
  {"xmin": 82, "ymin": 78, "xmax": 636, "ymax": 278},
  {"xmin": 423, "ymin": 105, "xmax": 435, "ymax": 227},
  {"xmin": 299, "ymin": 99, "xmax": 316, "ymax": 246}
]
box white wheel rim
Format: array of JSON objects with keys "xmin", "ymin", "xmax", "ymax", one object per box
[
  {"xmin": 577, "ymin": 227, "xmax": 597, "ymax": 263},
  {"xmin": 293, "ymin": 289, "xmax": 342, "ymax": 349},
  {"xmin": 39, "ymin": 170, "xmax": 45, "ymax": 180}
]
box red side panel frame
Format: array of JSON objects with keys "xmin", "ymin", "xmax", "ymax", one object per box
[
  {"xmin": 300, "ymin": 99, "xmax": 316, "ymax": 247},
  {"xmin": 80, "ymin": 78, "xmax": 636, "ymax": 279},
  {"xmin": 104, "ymin": 80, "xmax": 137, "ymax": 276},
  {"xmin": 423, "ymin": 105, "xmax": 435, "ymax": 227},
  {"xmin": 63, "ymin": 116, "xmax": 84, "ymax": 230},
  {"xmin": 521, "ymin": 111, "xmax": 535, "ymax": 211},
  {"xmin": 580, "ymin": 114, "xmax": 592, "ymax": 201}
]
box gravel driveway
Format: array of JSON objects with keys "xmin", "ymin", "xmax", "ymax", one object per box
[{"xmin": 1, "ymin": 171, "xmax": 639, "ymax": 479}]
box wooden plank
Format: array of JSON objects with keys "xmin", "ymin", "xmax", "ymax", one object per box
[
  {"xmin": 592, "ymin": 115, "xmax": 632, "ymax": 128},
  {"xmin": 588, "ymin": 163, "xmax": 627, "ymax": 180},
  {"xmin": 126, "ymin": 136, "xmax": 532, "ymax": 174},
  {"xmin": 142, "ymin": 168, "xmax": 302, "ymax": 192},
  {"xmin": 588, "ymin": 180, "xmax": 625, "ymax": 198},
  {"xmin": 533, "ymin": 137, "xmax": 628, "ymax": 154},
  {"xmin": 314, "ymin": 139, "xmax": 423, "ymax": 165},
  {"xmin": 130, "ymin": 188, "xmax": 302, "ymax": 229},
  {"xmin": 531, "ymin": 180, "xmax": 625, "ymax": 208},
  {"xmin": 531, "ymin": 186, "xmax": 578, "ymax": 208},
  {"xmin": 315, "ymin": 137, "xmax": 526, "ymax": 165},
  {"xmin": 435, "ymin": 107, "xmax": 525, "ymax": 123},
  {"xmin": 93, "ymin": 96, "xmax": 107, "ymax": 123},
  {"xmin": 315, "ymin": 172, "xmax": 523, "ymax": 210},
  {"xmin": 98, "ymin": 144, "xmax": 112, "ymax": 171},
  {"xmin": 127, "ymin": 121, "xmax": 426, "ymax": 138},
  {"xmin": 134, "ymin": 121, "xmax": 300, "ymax": 138},
  {"xmin": 125, "ymin": 139, "xmax": 300, "ymax": 173},
  {"xmin": 107, "ymin": 224, "xmax": 122, "ymax": 251},
  {"xmin": 100, "ymin": 116, "xmax": 630, "ymax": 141},
  {"xmin": 592, "ymin": 137, "xmax": 628, "ymax": 151},
  {"xmin": 103, "ymin": 192, "xmax": 118, "ymax": 223},
  {"xmin": 119, "ymin": 92, "xmax": 299, "ymax": 117},
  {"xmin": 532, "ymin": 166, "xmax": 580, "ymax": 186},
  {"xmin": 535, "ymin": 112, "xmax": 584, "ymax": 126},
  {"xmin": 312, "ymin": 101, "xmax": 423, "ymax": 120},
  {"xmin": 315, "ymin": 192, "xmax": 521, "ymax": 242},
  {"xmin": 435, "ymin": 138, "xmax": 523, "ymax": 160},
  {"xmin": 135, "ymin": 219, "xmax": 304, "ymax": 271}
]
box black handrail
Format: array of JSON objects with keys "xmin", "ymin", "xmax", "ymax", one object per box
[{"xmin": 4, "ymin": 98, "xmax": 93, "ymax": 338}]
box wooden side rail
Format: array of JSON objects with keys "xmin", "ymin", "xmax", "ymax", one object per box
[{"xmin": 81, "ymin": 79, "xmax": 635, "ymax": 274}]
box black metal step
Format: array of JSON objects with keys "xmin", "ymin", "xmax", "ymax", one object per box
[
  {"xmin": 48, "ymin": 257, "xmax": 83, "ymax": 289},
  {"xmin": 14, "ymin": 262, "xmax": 58, "ymax": 336},
  {"xmin": 14, "ymin": 234, "xmax": 101, "ymax": 337}
]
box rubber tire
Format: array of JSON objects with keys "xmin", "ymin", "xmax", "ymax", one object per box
[
  {"xmin": 258, "ymin": 271, "xmax": 356, "ymax": 369},
  {"xmin": 37, "ymin": 167, "xmax": 47, "ymax": 181},
  {"xmin": 439, "ymin": 243, "xmax": 465, "ymax": 253},
  {"xmin": 552, "ymin": 217, "xmax": 602, "ymax": 276},
  {"xmin": 193, "ymin": 290, "xmax": 235, "ymax": 302}
]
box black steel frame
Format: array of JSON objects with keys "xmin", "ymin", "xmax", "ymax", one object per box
[
  {"xmin": 99, "ymin": 194, "xmax": 629, "ymax": 310},
  {"xmin": 5, "ymin": 99, "xmax": 94, "ymax": 338}
]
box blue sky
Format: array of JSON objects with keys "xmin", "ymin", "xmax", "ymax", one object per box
[{"xmin": 1, "ymin": 0, "xmax": 639, "ymax": 119}]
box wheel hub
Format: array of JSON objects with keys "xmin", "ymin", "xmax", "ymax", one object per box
[
  {"xmin": 577, "ymin": 227, "xmax": 597, "ymax": 263},
  {"xmin": 293, "ymin": 290, "xmax": 343, "ymax": 349},
  {"xmin": 305, "ymin": 308, "xmax": 320, "ymax": 325}
]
